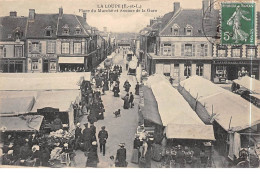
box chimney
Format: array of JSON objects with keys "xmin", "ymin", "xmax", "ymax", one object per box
[
  {"xmin": 202, "ymin": 0, "xmax": 209, "ymax": 15},
  {"xmin": 59, "ymin": 7, "xmax": 63, "ymax": 18},
  {"xmin": 173, "ymin": 2, "xmax": 180, "ymax": 13},
  {"xmin": 83, "ymin": 12, "xmax": 87, "ymax": 21},
  {"xmin": 10, "ymin": 11, "xmax": 17, "ymax": 17},
  {"xmin": 150, "ymin": 19, "xmax": 157, "ymax": 27},
  {"xmin": 28, "ymin": 9, "xmax": 35, "ymax": 21}
]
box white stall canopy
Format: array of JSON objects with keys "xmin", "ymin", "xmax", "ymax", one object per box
[{"xmin": 180, "ymin": 76, "xmax": 260, "ymax": 132}]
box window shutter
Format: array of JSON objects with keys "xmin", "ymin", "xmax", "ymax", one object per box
[
  {"xmin": 205, "ymin": 44, "xmax": 208, "ymax": 56},
  {"xmin": 171, "ymin": 44, "xmax": 175, "ymax": 56},
  {"xmin": 196, "ymin": 44, "xmax": 200, "ymax": 57},
  {"xmin": 54, "ymin": 42, "xmax": 56, "ymax": 53},
  {"xmin": 192, "ymin": 44, "xmax": 195, "ymax": 57},
  {"xmin": 181, "ymin": 44, "xmax": 184, "ymax": 56},
  {"xmin": 160, "ymin": 44, "xmax": 163, "ymax": 56},
  {"xmin": 29, "ymin": 43, "xmax": 32, "ymax": 53},
  {"xmin": 3, "ymin": 48, "xmax": 6, "ymax": 57},
  {"xmin": 39, "ymin": 43, "xmax": 42, "ymax": 53}
]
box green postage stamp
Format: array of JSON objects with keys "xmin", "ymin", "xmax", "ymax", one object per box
[{"xmin": 221, "ymin": 2, "xmax": 256, "ymax": 45}]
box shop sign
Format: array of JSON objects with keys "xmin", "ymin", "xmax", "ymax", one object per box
[
  {"xmin": 29, "ymin": 54, "xmax": 57, "ymax": 59},
  {"xmin": 213, "ymin": 60, "xmax": 258, "ymax": 64}
]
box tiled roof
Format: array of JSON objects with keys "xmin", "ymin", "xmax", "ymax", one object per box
[
  {"xmin": 27, "ymin": 14, "xmax": 58, "ymax": 38},
  {"xmin": 57, "ymin": 14, "xmax": 90, "ymax": 37},
  {"xmin": 0, "ymin": 16, "xmax": 27, "ymax": 41},
  {"xmin": 160, "ymin": 9, "xmax": 219, "ymax": 37},
  {"xmin": 26, "ymin": 13, "xmax": 91, "ymax": 38}
]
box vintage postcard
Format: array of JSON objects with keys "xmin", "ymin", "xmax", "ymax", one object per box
[{"xmin": 0, "ymin": 0, "xmax": 260, "ymax": 169}]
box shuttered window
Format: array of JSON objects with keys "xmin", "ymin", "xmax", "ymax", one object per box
[{"xmin": 47, "ymin": 41, "xmax": 56, "ymax": 54}]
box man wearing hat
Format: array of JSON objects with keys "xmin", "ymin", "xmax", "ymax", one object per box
[
  {"xmin": 98, "ymin": 126, "xmax": 108, "ymax": 156},
  {"xmin": 116, "ymin": 143, "xmax": 127, "ymax": 167}
]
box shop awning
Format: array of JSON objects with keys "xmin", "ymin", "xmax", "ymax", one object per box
[
  {"xmin": 233, "ymin": 76, "xmax": 260, "ymax": 94},
  {"xmin": 58, "ymin": 57, "xmax": 84, "ymax": 64},
  {"xmin": 166, "ymin": 124, "xmax": 215, "ymax": 141},
  {"xmin": 142, "ymin": 86, "xmax": 163, "ymax": 125},
  {"xmin": 0, "ymin": 96, "xmax": 35, "ymax": 116},
  {"xmin": 0, "ymin": 115, "xmax": 44, "ymax": 132}
]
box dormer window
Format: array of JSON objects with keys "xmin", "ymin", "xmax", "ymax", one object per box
[
  {"xmin": 13, "ymin": 27, "xmax": 22, "ymax": 41},
  {"xmin": 45, "ymin": 26, "xmax": 53, "ymax": 37},
  {"xmin": 185, "ymin": 24, "xmax": 193, "ymax": 36},
  {"xmin": 171, "ymin": 24, "xmax": 179, "ymax": 36},
  {"xmin": 75, "ymin": 25, "xmax": 82, "ymax": 35},
  {"xmin": 62, "ymin": 24, "xmax": 70, "ymax": 35}
]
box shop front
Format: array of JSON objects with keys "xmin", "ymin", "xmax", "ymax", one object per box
[
  {"xmin": 58, "ymin": 56, "xmax": 85, "ymax": 72},
  {"xmin": 0, "ymin": 58, "xmax": 26, "ymax": 73},
  {"xmin": 27, "ymin": 54, "xmax": 58, "ymax": 73},
  {"xmin": 212, "ymin": 60, "xmax": 260, "ymax": 83}
]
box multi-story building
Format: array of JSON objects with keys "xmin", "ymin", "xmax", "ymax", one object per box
[
  {"xmin": 142, "ymin": 1, "xmax": 219, "ymax": 82},
  {"xmin": 141, "ymin": 0, "xmax": 260, "ymax": 82},
  {"xmin": 0, "ymin": 8, "xmax": 102, "ymax": 73},
  {"xmin": 0, "ymin": 11, "xmax": 27, "ymax": 73},
  {"xmin": 26, "ymin": 8, "xmax": 96, "ymax": 73},
  {"xmin": 211, "ymin": 11, "xmax": 260, "ymax": 82}
]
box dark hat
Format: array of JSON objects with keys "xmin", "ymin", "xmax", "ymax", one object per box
[{"xmin": 101, "ymin": 126, "xmax": 105, "ymax": 129}]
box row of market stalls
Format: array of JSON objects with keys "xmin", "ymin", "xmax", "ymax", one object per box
[
  {"xmin": 138, "ymin": 74, "xmax": 215, "ymax": 167},
  {"xmin": 0, "ymin": 73, "xmax": 91, "ymax": 135},
  {"xmin": 177, "ymin": 76, "xmax": 260, "ymax": 167}
]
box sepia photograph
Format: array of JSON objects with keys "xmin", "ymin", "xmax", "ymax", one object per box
[{"xmin": 0, "ymin": 0, "xmax": 260, "ymax": 169}]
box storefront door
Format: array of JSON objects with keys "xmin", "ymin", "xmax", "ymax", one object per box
[{"xmin": 43, "ymin": 59, "xmax": 49, "ymax": 73}]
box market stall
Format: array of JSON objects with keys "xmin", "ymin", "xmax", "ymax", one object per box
[
  {"xmin": 178, "ymin": 75, "xmax": 260, "ymax": 167},
  {"xmin": 136, "ymin": 75, "xmax": 215, "ymax": 167},
  {"xmin": 30, "ymin": 90, "xmax": 81, "ymax": 132},
  {"xmin": 0, "ymin": 115, "xmax": 44, "ymax": 145}
]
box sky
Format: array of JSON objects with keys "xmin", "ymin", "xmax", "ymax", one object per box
[{"xmin": 0, "ymin": 0, "xmax": 259, "ymax": 33}]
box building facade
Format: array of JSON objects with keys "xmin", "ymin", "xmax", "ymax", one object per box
[
  {"xmin": 0, "ymin": 12, "xmax": 27, "ymax": 73},
  {"xmin": 141, "ymin": 0, "xmax": 260, "ymax": 82},
  {"xmin": 0, "ymin": 8, "xmax": 105, "ymax": 73}
]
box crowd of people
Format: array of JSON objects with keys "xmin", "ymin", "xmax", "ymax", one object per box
[{"xmin": 0, "ymin": 131, "xmax": 75, "ymax": 167}]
